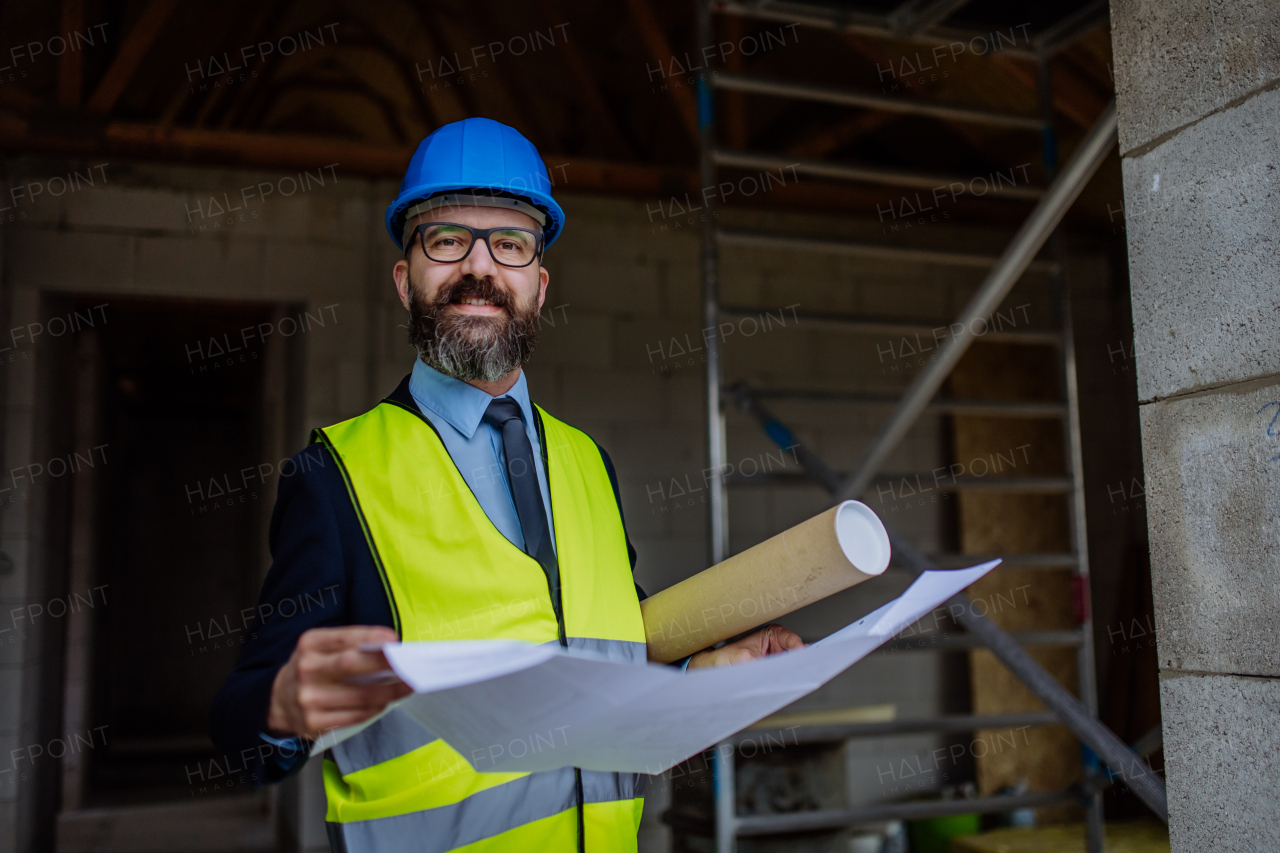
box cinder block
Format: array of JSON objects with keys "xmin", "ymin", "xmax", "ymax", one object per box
[
  {"xmin": 136, "ymin": 235, "xmax": 268, "ymax": 298},
  {"xmin": 762, "ymin": 267, "xmax": 855, "ymax": 317},
  {"xmin": 613, "ymin": 316, "xmax": 709, "ymax": 374},
  {"xmin": 528, "ymin": 310, "xmax": 610, "ymax": 370},
  {"xmin": 248, "ymin": 194, "xmax": 310, "ymax": 242},
  {"xmin": 305, "ymin": 186, "xmax": 365, "ymax": 247},
  {"xmin": 558, "ymin": 370, "xmax": 665, "ymax": 426},
  {"xmin": 1141, "ymin": 378, "xmax": 1280, "ymax": 677},
  {"xmin": 631, "ymin": 534, "xmax": 708, "ymax": 595},
  {"xmin": 0, "ymin": 537, "xmax": 33, "ymax": 603},
  {"xmin": 1122, "ymin": 86, "xmax": 1280, "ymax": 401},
  {"xmin": 1160, "ymin": 673, "xmax": 1280, "ymax": 853},
  {"xmin": 262, "ymin": 241, "xmax": 359, "ymax": 301},
  {"xmin": 661, "ymin": 259, "xmax": 701, "ymax": 318},
  {"xmin": 0, "ymin": 669, "xmax": 22, "ymax": 730},
  {"xmin": 10, "ymin": 230, "xmax": 134, "ymax": 294},
  {"xmin": 860, "ymin": 275, "xmax": 968, "ymax": 322},
  {"xmin": 722, "ymin": 324, "xmax": 812, "ymax": 384},
  {"xmin": 65, "ymin": 186, "xmax": 190, "ymax": 233},
  {"xmin": 1111, "ymin": 0, "xmax": 1280, "ymax": 153},
  {"xmin": 550, "ymin": 255, "xmax": 662, "ymax": 316},
  {"xmin": 608, "ymin": 425, "xmax": 701, "ymax": 484},
  {"xmin": 717, "ymin": 257, "xmax": 767, "ymax": 307}
]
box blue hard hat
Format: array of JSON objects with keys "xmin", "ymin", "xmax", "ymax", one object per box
[{"xmin": 386, "ymin": 118, "xmax": 565, "ymax": 252}]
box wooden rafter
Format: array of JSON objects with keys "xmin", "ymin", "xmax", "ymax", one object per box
[
  {"xmin": 209, "ymin": 0, "xmax": 303, "ymax": 130},
  {"xmin": 991, "ymin": 55, "xmax": 1108, "ymax": 130},
  {"xmin": 625, "ymin": 0, "xmax": 700, "ymax": 145},
  {"xmin": 58, "ymin": 0, "xmax": 85, "ymax": 107},
  {"xmin": 157, "ymin": 6, "xmax": 250, "ymax": 126},
  {"xmin": 534, "ymin": 0, "xmax": 633, "ymax": 159},
  {"xmin": 86, "ymin": 0, "xmax": 180, "ymax": 114},
  {"xmin": 465, "ymin": 6, "xmax": 557, "ymax": 152},
  {"xmin": 785, "ymin": 111, "xmax": 897, "ymax": 158},
  {"xmin": 257, "ymin": 70, "xmax": 412, "ymax": 144},
  {"xmin": 408, "ymin": 1, "xmax": 482, "ymax": 125},
  {"xmin": 722, "ymin": 15, "xmax": 748, "ymax": 149},
  {"xmin": 189, "ymin": 4, "xmax": 290, "ymax": 129}
]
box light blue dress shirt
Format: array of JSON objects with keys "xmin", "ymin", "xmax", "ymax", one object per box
[{"xmin": 407, "ymin": 359, "xmax": 556, "ymax": 553}]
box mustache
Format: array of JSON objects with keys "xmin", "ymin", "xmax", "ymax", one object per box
[{"xmin": 427, "ymin": 276, "xmax": 515, "ymax": 313}]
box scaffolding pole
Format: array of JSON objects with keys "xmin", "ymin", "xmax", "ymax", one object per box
[{"xmin": 698, "ymin": 0, "xmax": 728, "ymax": 566}]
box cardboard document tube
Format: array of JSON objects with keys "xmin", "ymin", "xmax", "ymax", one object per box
[{"xmin": 641, "ymin": 500, "xmax": 890, "ymax": 663}]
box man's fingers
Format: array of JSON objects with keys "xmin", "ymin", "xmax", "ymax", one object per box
[
  {"xmin": 298, "ymin": 625, "xmax": 399, "ymax": 654},
  {"xmin": 771, "ymin": 625, "xmax": 805, "ymax": 652},
  {"xmin": 298, "ymin": 682, "xmax": 411, "ymax": 712},
  {"xmin": 757, "ymin": 623, "xmax": 804, "ymax": 655},
  {"xmin": 301, "ymin": 707, "xmax": 391, "ymax": 738},
  {"xmin": 331, "ymin": 645, "xmax": 399, "ymax": 677}
]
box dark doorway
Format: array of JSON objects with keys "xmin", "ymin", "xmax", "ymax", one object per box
[{"xmin": 72, "ymin": 297, "xmax": 289, "ymax": 806}]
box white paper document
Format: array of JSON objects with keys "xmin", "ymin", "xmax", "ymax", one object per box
[{"xmin": 313, "ymin": 561, "xmax": 998, "ymax": 775}]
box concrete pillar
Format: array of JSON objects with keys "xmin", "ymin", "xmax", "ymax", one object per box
[{"xmin": 1110, "ymin": 1, "xmax": 1280, "ymax": 849}]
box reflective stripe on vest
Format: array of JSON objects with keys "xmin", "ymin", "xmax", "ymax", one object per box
[{"xmin": 314, "ymin": 399, "xmax": 646, "ymax": 852}]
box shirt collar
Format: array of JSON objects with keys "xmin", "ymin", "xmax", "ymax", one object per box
[{"xmin": 408, "ymin": 359, "xmax": 535, "ymax": 439}]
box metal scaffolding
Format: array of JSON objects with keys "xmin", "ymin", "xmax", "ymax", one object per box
[{"xmin": 692, "ymin": 1, "xmax": 1161, "ymax": 850}]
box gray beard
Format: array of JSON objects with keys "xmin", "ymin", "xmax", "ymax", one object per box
[{"xmin": 408, "ymin": 278, "xmax": 539, "ymax": 381}]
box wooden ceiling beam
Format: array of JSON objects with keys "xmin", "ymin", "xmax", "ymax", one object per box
[
  {"xmin": 722, "ymin": 15, "xmax": 748, "ymax": 149},
  {"xmin": 533, "ymin": 0, "xmax": 633, "ymax": 159},
  {"xmin": 432, "ymin": 8, "xmax": 555, "ymax": 152},
  {"xmin": 407, "ymin": 2, "xmax": 482, "ymax": 125},
  {"xmin": 785, "ymin": 110, "xmax": 897, "ymax": 158},
  {"xmin": 58, "ymin": 0, "xmax": 85, "ymax": 107},
  {"xmin": 989, "ymin": 54, "xmax": 1104, "ymax": 131},
  {"xmin": 624, "ymin": 0, "xmax": 700, "ymax": 145},
  {"xmin": 187, "ymin": 4, "xmax": 289, "ymax": 129},
  {"xmin": 85, "ymin": 0, "xmax": 180, "ymax": 115}
]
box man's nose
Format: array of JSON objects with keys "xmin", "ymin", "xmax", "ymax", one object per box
[{"xmin": 459, "ymin": 235, "xmax": 498, "ymax": 277}]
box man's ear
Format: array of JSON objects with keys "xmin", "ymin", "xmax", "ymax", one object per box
[
  {"xmin": 393, "ymin": 259, "xmax": 413, "ymax": 310},
  {"xmin": 536, "ymin": 264, "xmax": 549, "ymax": 311}
]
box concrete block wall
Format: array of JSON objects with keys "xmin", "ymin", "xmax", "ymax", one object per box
[{"xmin": 1112, "ymin": 0, "xmax": 1280, "ymax": 848}]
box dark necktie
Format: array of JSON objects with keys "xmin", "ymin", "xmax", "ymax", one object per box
[{"xmin": 482, "ymin": 398, "xmax": 563, "ymax": 634}]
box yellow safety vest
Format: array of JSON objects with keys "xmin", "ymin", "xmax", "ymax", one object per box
[{"xmin": 313, "ymin": 395, "xmax": 647, "ymax": 852}]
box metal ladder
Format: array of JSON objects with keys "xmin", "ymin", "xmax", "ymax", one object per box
[{"xmin": 688, "ymin": 2, "xmax": 1151, "ymax": 850}]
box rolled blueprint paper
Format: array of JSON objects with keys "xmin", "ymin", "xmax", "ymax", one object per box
[{"xmin": 641, "ymin": 500, "xmax": 891, "ymax": 663}]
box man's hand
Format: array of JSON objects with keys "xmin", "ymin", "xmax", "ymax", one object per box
[
  {"xmin": 686, "ymin": 623, "xmax": 805, "ymax": 669},
  {"xmin": 267, "ymin": 626, "xmax": 412, "ymax": 740}
]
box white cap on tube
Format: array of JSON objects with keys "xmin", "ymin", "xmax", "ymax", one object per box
[{"xmin": 833, "ymin": 500, "xmax": 891, "ymax": 575}]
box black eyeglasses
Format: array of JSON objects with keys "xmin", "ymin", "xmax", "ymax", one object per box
[{"xmin": 407, "ymin": 222, "xmax": 544, "ymax": 268}]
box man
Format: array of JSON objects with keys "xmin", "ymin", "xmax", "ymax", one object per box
[{"xmin": 212, "ymin": 117, "xmax": 802, "ymax": 853}]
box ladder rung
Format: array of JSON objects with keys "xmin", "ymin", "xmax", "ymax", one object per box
[
  {"xmin": 744, "ymin": 387, "xmax": 1066, "ymax": 418},
  {"xmin": 881, "ymin": 629, "xmax": 1084, "ymax": 652},
  {"xmin": 712, "ymin": 71, "xmax": 1045, "ymax": 130},
  {"xmin": 713, "ymin": 149, "xmax": 1046, "ymax": 199},
  {"xmin": 712, "ymin": 0, "xmax": 1041, "ymax": 60},
  {"xmin": 717, "ymin": 304, "xmax": 1063, "ymax": 344},
  {"xmin": 733, "ymin": 788, "xmax": 1076, "ymax": 836},
  {"xmin": 725, "ymin": 471, "xmax": 1072, "ymax": 493},
  {"xmin": 735, "ymin": 711, "xmax": 1058, "ymax": 745},
  {"xmin": 932, "ymin": 475, "xmax": 1072, "ymax": 493},
  {"xmin": 716, "ymin": 229, "xmax": 1060, "ymax": 273},
  {"xmin": 924, "ymin": 552, "xmax": 1078, "ymax": 569},
  {"xmin": 933, "ymin": 399, "xmax": 1066, "ymax": 417}
]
